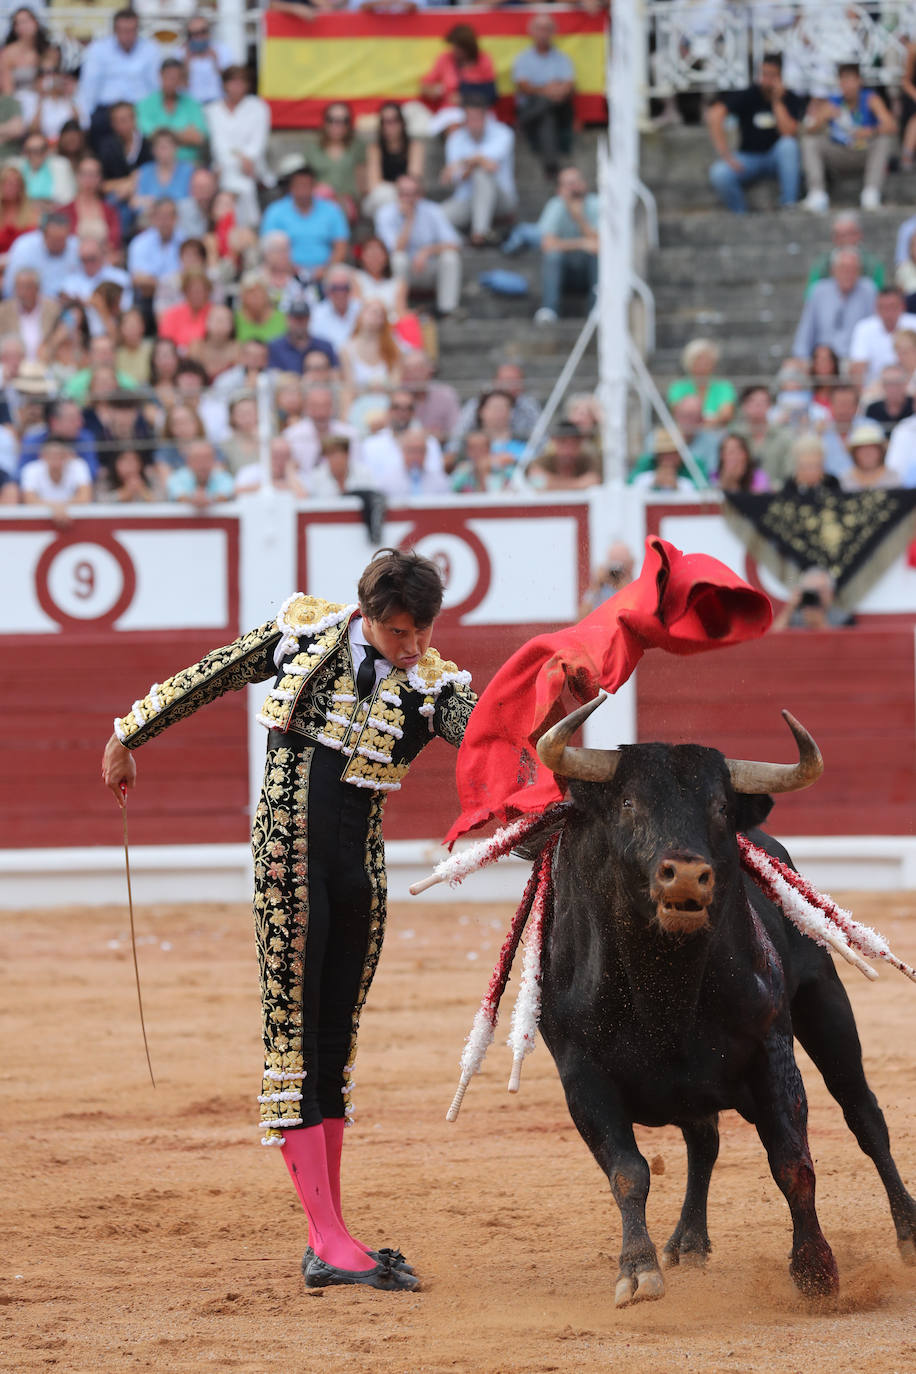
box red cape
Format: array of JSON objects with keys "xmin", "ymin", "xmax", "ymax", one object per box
[{"xmin": 444, "ymin": 536, "xmax": 772, "ymax": 846}]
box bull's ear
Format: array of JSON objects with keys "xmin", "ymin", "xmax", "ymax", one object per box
[{"xmin": 735, "ymin": 792, "xmax": 774, "ymax": 832}]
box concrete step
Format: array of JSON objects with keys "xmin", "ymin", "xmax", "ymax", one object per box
[{"xmin": 655, "ymin": 206, "xmax": 912, "ymax": 250}]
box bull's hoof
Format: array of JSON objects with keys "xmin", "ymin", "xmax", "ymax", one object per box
[
  {"xmin": 790, "ymin": 1242, "xmax": 839, "ymax": 1298},
  {"xmin": 661, "ymin": 1240, "xmax": 709, "ymax": 1271},
  {"xmin": 615, "ymin": 1268, "xmax": 665, "ymax": 1307},
  {"xmin": 898, "ymin": 1237, "xmax": 916, "ymax": 1267}
]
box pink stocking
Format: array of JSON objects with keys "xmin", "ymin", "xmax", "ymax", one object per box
[
  {"xmin": 281, "ymin": 1124, "xmax": 373, "ymax": 1271},
  {"xmin": 322, "ymin": 1116, "xmax": 370, "ymax": 1255}
]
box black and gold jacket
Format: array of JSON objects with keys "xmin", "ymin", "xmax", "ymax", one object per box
[{"xmin": 115, "ymin": 593, "xmax": 476, "ymax": 791}]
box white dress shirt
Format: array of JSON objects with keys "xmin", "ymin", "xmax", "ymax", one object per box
[
  {"xmin": 362, "ymin": 427, "xmax": 446, "ymax": 497},
  {"xmin": 444, "ymin": 118, "xmax": 517, "ymax": 205},
  {"xmin": 310, "ymin": 298, "xmax": 361, "ymax": 354},
  {"xmin": 848, "ymin": 312, "xmax": 916, "ymax": 383},
  {"xmin": 77, "ymin": 34, "xmax": 162, "ymax": 124},
  {"xmin": 3, "ymin": 230, "xmax": 80, "ymax": 299}
]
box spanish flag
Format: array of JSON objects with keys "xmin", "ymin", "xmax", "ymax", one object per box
[{"xmin": 261, "ymin": 10, "xmax": 607, "ymax": 129}]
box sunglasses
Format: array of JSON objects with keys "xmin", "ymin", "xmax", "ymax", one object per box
[
  {"xmin": 327, "ymin": 283, "xmax": 350, "ymax": 292},
  {"xmin": 325, "ymin": 114, "xmax": 350, "ymax": 125}
]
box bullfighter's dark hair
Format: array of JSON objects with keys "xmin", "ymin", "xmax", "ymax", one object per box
[{"xmin": 359, "ymin": 548, "xmax": 444, "ymax": 628}]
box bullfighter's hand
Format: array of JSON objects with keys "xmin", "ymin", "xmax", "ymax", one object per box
[{"xmin": 102, "ymin": 733, "xmax": 137, "ymax": 804}]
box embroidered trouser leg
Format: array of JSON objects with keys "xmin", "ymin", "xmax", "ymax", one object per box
[{"xmin": 253, "ymin": 739, "xmax": 387, "ymax": 1144}]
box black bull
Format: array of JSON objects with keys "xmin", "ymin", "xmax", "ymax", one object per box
[{"xmin": 530, "ymin": 705, "xmax": 916, "ymax": 1306}]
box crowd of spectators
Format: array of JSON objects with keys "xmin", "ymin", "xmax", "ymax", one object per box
[{"xmin": 0, "ymin": 5, "xmax": 607, "ymax": 521}]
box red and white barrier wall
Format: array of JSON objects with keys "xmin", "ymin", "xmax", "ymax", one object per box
[{"xmin": 1, "ymin": 489, "xmax": 914, "ymax": 905}]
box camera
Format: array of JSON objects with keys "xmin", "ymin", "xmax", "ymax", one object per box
[{"xmin": 799, "ymin": 589, "xmax": 823, "ymax": 609}]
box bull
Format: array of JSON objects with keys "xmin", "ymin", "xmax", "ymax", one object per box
[{"xmin": 532, "ymin": 698, "xmax": 916, "ymax": 1305}]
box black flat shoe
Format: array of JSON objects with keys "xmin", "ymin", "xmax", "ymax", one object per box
[
  {"xmin": 372, "ymin": 1246, "xmax": 415, "ymax": 1275},
  {"xmin": 303, "ymin": 1254, "xmax": 419, "ymax": 1291},
  {"xmin": 302, "ymin": 1245, "xmax": 415, "ymax": 1275}
]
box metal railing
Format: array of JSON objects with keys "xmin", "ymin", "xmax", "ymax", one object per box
[{"xmin": 647, "ymin": 1, "xmax": 916, "ymax": 97}]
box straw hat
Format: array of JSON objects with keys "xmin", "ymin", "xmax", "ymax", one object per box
[
  {"xmin": 12, "ymin": 362, "xmax": 55, "ymax": 397},
  {"xmin": 846, "ymin": 421, "xmax": 886, "ymax": 450},
  {"xmin": 650, "ymin": 428, "xmax": 679, "ymax": 456}
]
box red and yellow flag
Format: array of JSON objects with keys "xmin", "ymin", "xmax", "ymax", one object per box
[{"xmin": 261, "ymin": 8, "xmax": 607, "ymax": 128}]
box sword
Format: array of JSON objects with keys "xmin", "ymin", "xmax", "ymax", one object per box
[{"xmin": 120, "ymin": 782, "xmax": 156, "ymax": 1088}]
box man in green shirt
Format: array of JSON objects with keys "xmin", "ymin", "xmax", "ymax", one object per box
[
  {"xmin": 805, "ymin": 210, "xmax": 884, "ymax": 296},
  {"xmin": 136, "ymin": 58, "xmax": 208, "ymax": 164}
]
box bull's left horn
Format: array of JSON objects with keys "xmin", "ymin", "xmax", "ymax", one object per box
[
  {"xmin": 536, "ymin": 693, "xmax": 621, "ymax": 782},
  {"xmin": 725, "ymin": 710, "xmax": 823, "ymax": 795}
]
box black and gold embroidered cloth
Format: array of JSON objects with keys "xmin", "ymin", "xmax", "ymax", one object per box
[{"xmin": 725, "ymin": 488, "xmax": 916, "ymax": 601}]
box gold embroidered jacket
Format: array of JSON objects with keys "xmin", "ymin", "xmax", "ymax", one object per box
[{"xmin": 114, "ymin": 593, "xmax": 476, "ymax": 792}]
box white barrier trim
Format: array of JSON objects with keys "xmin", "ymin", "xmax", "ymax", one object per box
[{"xmin": 1, "ymin": 837, "xmax": 915, "ymax": 909}]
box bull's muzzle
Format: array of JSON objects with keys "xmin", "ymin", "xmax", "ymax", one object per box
[{"xmin": 651, "ymin": 851, "xmax": 715, "ymax": 934}]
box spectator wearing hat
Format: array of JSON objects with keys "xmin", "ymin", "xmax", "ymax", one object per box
[
  {"xmin": 841, "ymin": 420, "xmax": 898, "ymax": 490},
  {"xmin": 267, "ymin": 300, "xmax": 338, "ymax": 372},
  {"xmin": 511, "ymin": 16, "xmax": 575, "ymax": 178},
  {"xmin": 441, "ymin": 95, "xmax": 517, "ymax": 247},
  {"xmin": 801, "ymin": 62, "xmax": 896, "ymax": 213},
  {"xmin": 374, "ymin": 175, "xmax": 462, "ymax": 319},
  {"xmin": 791, "ymin": 248, "xmax": 877, "ymax": 362},
  {"xmin": 629, "ymin": 396, "xmax": 715, "ymax": 485},
  {"xmin": 260, "ymin": 164, "xmax": 349, "ymax": 277},
  {"xmin": 20, "ymin": 437, "xmax": 91, "ymax": 517},
  {"xmin": 526, "ymin": 419, "xmax": 601, "ymax": 491},
  {"xmin": 533, "ymin": 166, "xmax": 597, "ymax": 326},
  {"xmin": 3, "ymin": 212, "xmax": 78, "ymax": 300},
  {"xmin": 207, "ymin": 65, "xmax": 274, "ymax": 228},
  {"xmin": 136, "ymin": 58, "xmax": 208, "ymax": 163},
  {"xmin": 0, "ymin": 266, "xmax": 58, "ymax": 360},
  {"xmin": 629, "ymin": 430, "xmax": 701, "ymax": 492},
  {"xmin": 706, "ymin": 53, "xmax": 804, "ymax": 214}
]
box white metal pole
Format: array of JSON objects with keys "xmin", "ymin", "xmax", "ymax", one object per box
[{"xmin": 599, "ymin": 0, "xmax": 639, "ymax": 484}]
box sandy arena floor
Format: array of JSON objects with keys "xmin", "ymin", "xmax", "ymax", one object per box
[{"xmin": 1, "ymin": 890, "xmax": 915, "ymax": 1374}]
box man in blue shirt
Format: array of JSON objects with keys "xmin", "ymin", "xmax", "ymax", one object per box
[
  {"xmin": 3, "ymin": 214, "xmax": 79, "ymax": 301},
  {"xmin": 801, "ymin": 62, "xmax": 896, "ymax": 213},
  {"xmin": 260, "ymin": 166, "xmax": 349, "ymax": 277},
  {"xmin": 78, "ymin": 9, "xmax": 162, "ymax": 146},
  {"xmin": 19, "ymin": 398, "xmax": 99, "ymax": 477},
  {"xmin": 511, "ymin": 15, "xmax": 575, "ymax": 176},
  {"xmin": 267, "ymin": 301, "xmax": 338, "ymax": 373},
  {"xmin": 533, "ymin": 166, "xmax": 598, "ymax": 324},
  {"xmin": 127, "ymin": 198, "xmax": 184, "ymax": 325}
]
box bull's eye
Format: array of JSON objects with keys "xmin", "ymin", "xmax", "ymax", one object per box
[{"xmin": 622, "ymin": 798, "xmax": 633, "ymax": 810}]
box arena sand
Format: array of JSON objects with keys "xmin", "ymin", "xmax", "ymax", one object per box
[{"xmin": 1, "ymin": 892, "xmax": 914, "ymax": 1374}]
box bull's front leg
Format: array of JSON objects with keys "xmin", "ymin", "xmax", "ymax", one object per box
[
  {"xmin": 748, "ymin": 1027, "xmax": 839, "ymax": 1297},
  {"xmin": 560, "ymin": 1057, "xmax": 665, "ymax": 1307},
  {"xmin": 663, "ymin": 1115, "xmax": 719, "ymax": 1269}
]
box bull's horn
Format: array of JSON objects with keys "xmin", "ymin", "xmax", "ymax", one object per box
[
  {"xmin": 536, "ymin": 693, "xmax": 621, "ymax": 782},
  {"xmin": 725, "ymin": 710, "xmax": 823, "ymax": 795}
]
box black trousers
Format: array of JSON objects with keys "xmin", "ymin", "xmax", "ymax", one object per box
[{"xmin": 299, "ymin": 744, "xmax": 375, "ymax": 1124}]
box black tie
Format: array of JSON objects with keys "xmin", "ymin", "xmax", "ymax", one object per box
[{"xmin": 356, "ymin": 644, "xmax": 381, "ymax": 701}]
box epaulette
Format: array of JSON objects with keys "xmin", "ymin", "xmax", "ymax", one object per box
[
  {"xmin": 273, "ymin": 593, "xmax": 356, "ymax": 667},
  {"xmin": 406, "ymin": 648, "xmax": 472, "ymax": 719}
]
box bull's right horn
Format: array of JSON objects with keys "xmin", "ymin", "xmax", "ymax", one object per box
[
  {"xmin": 536, "ymin": 693, "xmax": 621, "ymax": 782},
  {"xmin": 724, "ymin": 709, "xmax": 823, "ymax": 795}
]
